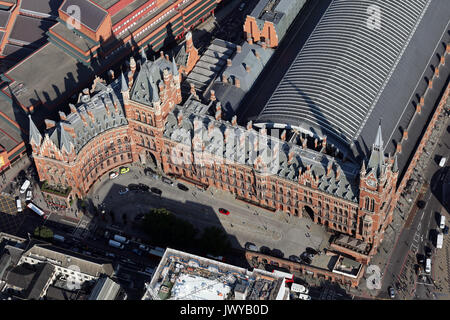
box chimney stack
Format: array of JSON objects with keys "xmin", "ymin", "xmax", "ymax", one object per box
[
  {"xmin": 255, "ymin": 51, "xmax": 260, "ymax": 60},
  {"xmin": 215, "ymin": 109, "xmax": 222, "ymax": 121},
  {"xmin": 165, "ymin": 54, "xmax": 169, "ymax": 61},
  {"xmin": 236, "ymin": 45, "xmax": 242, "ymax": 53},
  {"xmin": 281, "ymin": 130, "xmax": 286, "ymax": 141},
  {"xmin": 434, "ymin": 66, "xmax": 440, "ymax": 78},
  {"xmin": 210, "ymin": 90, "xmax": 216, "ymax": 102},
  {"xmin": 231, "ymin": 115, "xmax": 238, "ymax": 126},
  {"xmin": 262, "ymin": 41, "xmax": 267, "ymax": 50},
  {"xmin": 69, "ymin": 104, "xmax": 77, "ymax": 114},
  {"xmin": 227, "ymin": 59, "xmax": 232, "ymax": 67},
  {"xmin": 246, "ymin": 65, "xmax": 251, "ymax": 73},
  {"xmin": 440, "ymin": 55, "xmax": 446, "ymax": 66},
  {"xmin": 45, "ymin": 119, "xmax": 56, "ymax": 130},
  {"xmin": 177, "ymin": 111, "xmax": 183, "ymax": 126},
  {"xmin": 336, "ymin": 168, "xmax": 341, "ymax": 181},
  {"xmin": 235, "ymin": 77, "xmax": 240, "ymax": 88},
  {"xmin": 288, "ymin": 150, "xmax": 295, "ymax": 163},
  {"xmin": 247, "ymin": 120, "xmax": 253, "ymax": 131},
  {"xmin": 59, "ymin": 111, "xmax": 67, "ymax": 121},
  {"xmin": 403, "ymin": 130, "xmax": 408, "ymax": 140},
  {"xmin": 247, "ymin": 36, "xmax": 253, "ymax": 45}
]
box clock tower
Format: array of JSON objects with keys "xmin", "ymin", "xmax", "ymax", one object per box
[{"xmin": 358, "ymin": 122, "xmax": 398, "ymax": 247}]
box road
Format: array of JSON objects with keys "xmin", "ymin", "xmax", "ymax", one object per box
[
  {"xmin": 87, "ymin": 166, "xmax": 329, "ymax": 261},
  {"xmin": 377, "ymin": 115, "xmax": 450, "ymax": 300}
]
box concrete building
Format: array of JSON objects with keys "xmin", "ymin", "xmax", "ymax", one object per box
[
  {"xmin": 0, "ymin": 233, "xmax": 121, "ymax": 300},
  {"xmin": 142, "ymin": 248, "xmax": 289, "ymax": 300}
]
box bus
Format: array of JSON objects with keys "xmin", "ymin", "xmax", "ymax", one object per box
[
  {"xmin": 272, "ymin": 269, "xmax": 294, "ymax": 284},
  {"xmin": 27, "ymin": 202, "xmax": 47, "ymax": 218}
]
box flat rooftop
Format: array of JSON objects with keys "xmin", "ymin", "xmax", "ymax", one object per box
[
  {"xmin": 5, "ymin": 42, "xmax": 95, "ymax": 108},
  {"xmin": 144, "ymin": 248, "xmax": 286, "ymax": 300},
  {"xmin": 9, "ymin": 15, "xmax": 55, "ymax": 45}
]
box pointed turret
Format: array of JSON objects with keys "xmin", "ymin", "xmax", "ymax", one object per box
[
  {"xmin": 393, "ymin": 154, "xmax": 399, "ymax": 173},
  {"xmin": 29, "ymin": 114, "xmax": 42, "ymax": 147},
  {"xmin": 141, "ymin": 49, "xmax": 147, "ymax": 62},
  {"xmin": 172, "ymin": 56, "xmax": 179, "ymax": 77},
  {"xmin": 367, "ymin": 120, "xmax": 385, "ymax": 179},
  {"xmin": 149, "ymin": 74, "xmax": 159, "ymax": 103},
  {"xmin": 59, "ymin": 124, "xmax": 73, "ymax": 154},
  {"xmin": 120, "ymin": 72, "xmax": 128, "ymax": 92}
]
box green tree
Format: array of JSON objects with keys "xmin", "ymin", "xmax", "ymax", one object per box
[{"xmin": 34, "ymin": 226, "xmax": 53, "ymax": 239}]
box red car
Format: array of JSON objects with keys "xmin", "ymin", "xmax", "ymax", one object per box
[{"xmin": 219, "ymin": 208, "xmax": 230, "ymax": 215}]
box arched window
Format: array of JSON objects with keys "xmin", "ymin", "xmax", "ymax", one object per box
[{"xmin": 365, "ymin": 197, "xmax": 370, "ymax": 210}]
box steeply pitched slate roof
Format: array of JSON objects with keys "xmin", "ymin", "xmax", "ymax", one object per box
[
  {"xmin": 164, "ymin": 99, "xmax": 361, "ymax": 202},
  {"xmin": 43, "ymin": 78, "xmax": 127, "ymax": 155},
  {"xmin": 130, "ymin": 58, "xmax": 175, "ymax": 106},
  {"xmin": 29, "ymin": 114, "xmax": 42, "ymax": 147}
]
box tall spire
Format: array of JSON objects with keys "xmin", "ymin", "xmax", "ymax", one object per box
[
  {"xmin": 393, "ymin": 154, "xmax": 399, "ymax": 173},
  {"xmin": 120, "ymin": 72, "xmax": 128, "ymax": 92},
  {"xmin": 141, "ymin": 48, "xmax": 147, "ymax": 62},
  {"xmin": 374, "ymin": 120, "xmax": 383, "ymax": 151},
  {"xmin": 367, "ymin": 120, "xmax": 385, "ymax": 179},
  {"xmin": 172, "ymin": 56, "xmax": 179, "ymax": 77},
  {"xmin": 149, "ymin": 74, "xmax": 159, "ymax": 103},
  {"xmin": 29, "ymin": 114, "xmax": 42, "ymax": 147}
]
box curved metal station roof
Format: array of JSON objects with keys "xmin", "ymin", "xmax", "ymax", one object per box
[{"xmin": 256, "ymin": 0, "xmax": 431, "ymax": 147}]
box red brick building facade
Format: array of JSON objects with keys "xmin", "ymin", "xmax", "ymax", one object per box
[{"xmin": 29, "ymin": 37, "xmax": 449, "ymax": 266}]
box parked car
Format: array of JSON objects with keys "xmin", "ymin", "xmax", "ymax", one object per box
[
  {"xmin": 128, "ymin": 184, "xmax": 140, "ymax": 191},
  {"xmin": 177, "ymin": 183, "xmax": 189, "ymax": 191},
  {"xmin": 150, "ymin": 187, "xmax": 162, "ymax": 195},
  {"xmin": 289, "ymin": 255, "xmax": 302, "ymax": 263},
  {"xmin": 138, "ymin": 183, "xmax": 150, "ymax": 192},
  {"xmin": 305, "ymin": 247, "xmax": 319, "ymax": 256},
  {"xmin": 139, "ymin": 244, "xmax": 150, "ymax": 252},
  {"xmin": 245, "ymin": 242, "xmax": 258, "ymax": 252},
  {"xmin": 425, "ymin": 246, "xmax": 432, "ymax": 258},
  {"xmin": 443, "ymin": 225, "xmax": 449, "ymax": 235},
  {"xmin": 439, "ymin": 156, "xmax": 447, "ymax": 167},
  {"xmin": 118, "ymin": 187, "xmax": 129, "ymax": 195},
  {"xmin": 162, "ymin": 177, "xmax": 174, "ymax": 185},
  {"xmin": 132, "ymin": 248, "xmax": 143, "ymax": 256},
  {"xmin": 109, "ymin": 171, "xmax": 119, "ymax": 179},
  {"xmin": 120, "ymin": 167, "xmax": 130, "ymax": 174},
  {"xmin": 219, "ymin": 208, "xmax": 230, "ymax": 215},
  {"xmin": 388, "ymin": 286, "xmax": 395, "ymax": 299}
]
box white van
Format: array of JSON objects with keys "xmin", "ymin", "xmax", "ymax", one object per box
[
  {"xmin": 26, "ymin": 189, "xmax": 32, "ymax": 201},
  {"xmin": 20, "ymin": 180, "xmax": 30, "ymax": 194},
  {"xmin": 425, "ymin": 258, "xmax": 431, "ymax": 274},
  {"xmin": 16, "ymin": 199, "xmax": 22, "ymax": 212},
  {"xmin": 439, "ymin": 157, "xmax": 447, "ymax": 167},
  {"xmin": 440, "ymin": 215, "xmax": 446, "ymax": 229}
]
